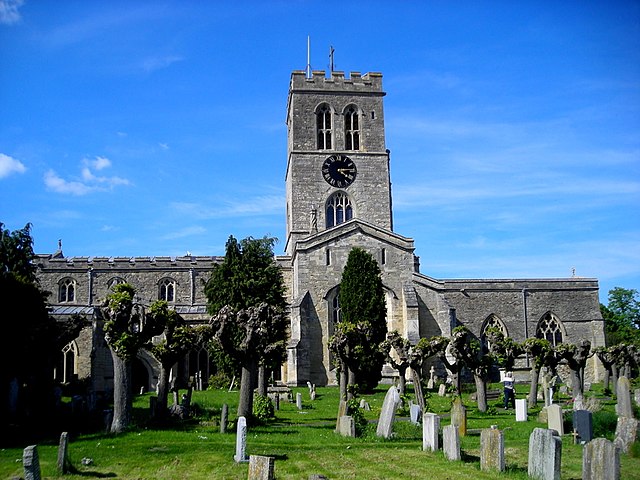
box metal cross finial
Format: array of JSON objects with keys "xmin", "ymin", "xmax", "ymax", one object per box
[{"xmin": 329, "ymin": 45, "xmax": 335, "ymax": 72}]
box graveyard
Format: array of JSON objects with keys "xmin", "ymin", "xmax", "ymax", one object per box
[{"xmin": 2, "ymin": 380, "xmax": 640, "ymax": 479}]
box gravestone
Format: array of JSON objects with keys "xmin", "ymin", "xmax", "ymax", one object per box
[
  {"xmin": 335, "ymin": 400, "xmax": 348, "ymax": 432},
  {"xmin": 296, "ymin": 392, "xmax": 303, "ymax": 410},
  {"xmin": 634, "ymin": 388, "xmax": 640, "ymax": 406},
  {"xmin": 410, "ymin": 404, "xmax": 421, "ymax": 425},
  {"xmin": 234, "ymin": 416, "xmax": 248, "ymax": 463},
  {"xmin": 57, "ymin": 431, "xmax": 70, "ymax": 474},
  {"xmin": 248, "ymin": 455, "xmax": 275, "ymax": 480},
  {"xmin": 450, "ymin": 397, "xmax": 467, "ymax": 436},
  {"xmin": 574, "ymin": 393, "xmax": 584, "ymax": 411},
  {"xmin": 480, "ymin": 427, "xmax": 505, "ymax": 472},
  {"xmin": 528, "ymin": 428, "xmax": 562, "ymax": 480},
  {"xmin": 582, "ymin": 438, "xmax": 620, "ymax": 480},
  {"xmin": 149, "ymin": 396, "xmax": 158, "ymax": 417},
  {"xmin": 573, "ymin": 410, "xmax": 593, "ymax": 443},
  {"xmin": 537, "ymin": 406, "xmax": 548, "ymax": 424},
  {"xmin": 23, "ymin": 445, "xmax": 41, "ymax": 480},
  {"xmin": 359, "ymin": 399, "xmax": 371, "ymax": 411},
  {"xmin": 442, "ymin": 424, "xmax": 461, "ymax": 461},
  {"xmin": 422, "ymin": 412, "xmax": 440, "ymax": 452},
  {"xmin": 547, "ymin": 404, "xmax": 564, "ymax": 435},
  {"xmin": 559, "ymin": 385, "xmax": 568, "ymax": 395},
  {"xmin": 614, "ymin": 416, "xmax": 639, "ymax": 453},
  {"xmin": 616, "ymin": 376, "xmax": 633, "ymax": 418},
  {"xmin": 438, "ymin": 383, "xmax": 446, "ymax": 397},
  {"xmin": 376, "ymin": 386, "xmax": 400, "ymax": 438},
  {"xmin": 338, "ymin": 415, "xmax": 355, "ymax": 437},
  {"xmin": 427, "ymin": 366, "xmax": 435, "ymax": 389},
  {"xmin": 515, "ymin": 398, "xmax": 527, "ymax": 421},
  {"xmin": 220, "ymin": 403, "xmax": 228, "ymax": 434}
]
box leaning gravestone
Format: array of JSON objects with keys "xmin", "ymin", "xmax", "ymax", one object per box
[
  {"xmin": 616, "ymin": 376, "xmax": 633, "ymax": 418},
  {"xmin": 338, "ymin": 415, "xmax": 355, "ymax": 437},
  {"xmin": 614, "ymin": 416, "xmax": 639, "ymax": 453},
  {"xmin": 422, "ymin": 412, "xmax": 440, "ymax": 452},
  {"xmin": 23, "ymin": 445, "xmax": 41, "ymax": 480},
  {"xmin": 573, "ymin": 410, "xmax": 593, "ymax": 443},
  {"xmin": 547, "ymin": 404, "xmax": 564, "ymax": 435},
  {"xmin": 57, "ymin": 431, "xmax": 70, "ymax": 474},
  {"xmin": 450, "ymin": 397, "xmax": 467, "ymax": 436},
  {"xmin": 410, "ymin": 404, "xmax": 421, "ymax": 425},
  {"xmin": 528, "ymin": 428, "xmax": 562, "ymax": 480},
  {"xmin": 248, "ymin": 455, "xmax": 275, "ymax": 480},
  {"xmin": 582, "ymin": 437, "xmax": 620, "ymax": 480},
  {"xmin": 515, "ymin": 398, "xmax": 527, "ymax": 422},
  {"xmin": 480, "ymin": 427, "xmax": 505, "ymax": 472},
  {"xmin": 335, "ymin": 400, "xmax": 348, "ymax": 432},
  {"xmin": 220, "ymin": 403, "xmax": 228, "ymax": 434},
  {"xmin": 376, "ymin": 386, "xmax": 400, "ymax": 438},
  {"xmin": 442, "ymin": 424, "xmax": 461, "ymax": 461},
  {"xmin": 234, "ymin": 416, "xmax": 248, "ymax": 463}
]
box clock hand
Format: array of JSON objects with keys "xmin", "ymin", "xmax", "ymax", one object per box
[{"xmin": 337, "ymin": 168, "xmax": 355, "ymax": 174}]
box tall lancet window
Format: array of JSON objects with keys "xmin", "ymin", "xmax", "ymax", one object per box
[
  {"xmin": 326, "ymin": 192, "xmax": 353, "ymax": 228},
  {"xmin": 316, "ymin": 103, "xmax": 332, "ymax": 149},
  {"xmin": 344, "ymin": 105, "xmax": 360, "ymax": 150}
]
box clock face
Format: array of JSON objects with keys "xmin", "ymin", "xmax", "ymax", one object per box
[{"xmin": 322, "ymin": 154, "xmax": 357, "ymax": 188}]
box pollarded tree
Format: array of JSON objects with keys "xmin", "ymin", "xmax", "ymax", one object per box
[
  {"xmin": 333, "ymin": 247, "xmax": 387, "ymax": 394},
  {"xmin": 102, "ymin": 284, "xmax": 167, "ymax": 433},
  {"xmin": 522, "ymin": 337, "xmax": 554, "ymax": 408},
  {"xmin": 555, "ymin": 340, "xmax": 591, "ymax": 397},
  {"xmin": 381, "ymin": 331, "xmax": 411, "ymax": 395},
  {"xmin": 485, "ymin": 327, "xmax": 523, "ymax": 372}
]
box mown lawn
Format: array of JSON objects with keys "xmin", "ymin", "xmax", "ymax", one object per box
[{"xmin": 2, "ymin": 383, "xmax": 640, "ymax": 479}]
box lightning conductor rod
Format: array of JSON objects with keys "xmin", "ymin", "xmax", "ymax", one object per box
[
  {"xmin": 329, "ymin": 45, "xmax": 335, "ymax": 72},
  {"xmin": 306, "ymin": 36, "xmax": 312, "ymax": 79}
]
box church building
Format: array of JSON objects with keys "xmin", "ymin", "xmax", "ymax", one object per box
[{"xmin": 35, "ymin": 68, "xmax": 606, "ymax": 392}]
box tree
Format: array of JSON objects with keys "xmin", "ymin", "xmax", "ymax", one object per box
[
  {"xmin": 485, "ymin": 327, "xmax": 523, "ymax": 372},
  {"xmin": 381, "ymin": 331, "xmax": 411, "ymax": 395},
  {"xmin": 601, "ymin": 287, "xmax": 640, "ymax": 345},
  {"xmin": 331, "ymin": 247, "xmax": 387, "ymax": 395},
  {"xmin": 102, "ymin": 283, "xmax": 167, "ymax": 433},
  {"xmin": 555, "ymin": 340, "xmax": 591, "ymax": 397},
  {"xmin": 522, "ymin": 337, "xmax": 555, "ymax": 408},
  {"xmin": 593, "ymin": 345, "xmax": 617, "ymax": 392}
]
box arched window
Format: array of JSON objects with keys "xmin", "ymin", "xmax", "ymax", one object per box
[
  {"xmin": 480, "ymin": 314, "xmax": 507, "ymax": 353},
  {"xmin": 159, "ymin": 278, "xmax": 176, "ymax": 302},
  {"xmin": 58, "ymin": 278, "xmax": 76, "ymax": 303},
  {"xmin": 326, "ymin": 192, "xmax": 353, "ymax": 228},
  {"xmin": 316, "ymin": 103, "xmax": 332, "ymax": 149},
  {"xmin": 108, "ymin": 277, "xmax": 126, "ymax": 290},
  {"xmin": 536, "ymin": 312, "xmax": 564, "ymax": 347},
  {"xmin": 344, "ymin": 104, "xmax": 360, "ymax": 150},
  {"xmin": 55, "ymin": 341, "xmax": 78, "ymax": 384}
]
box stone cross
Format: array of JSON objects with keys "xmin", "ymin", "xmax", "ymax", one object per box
[
  {"xmin": 528, "ymin": 428, "xmax": 562, "ymax": 480},
  {"xmin": 427, "ymin": 366, "xmax": 435, "ymax": 389},
  {"xmin": 573, "ymin": 409, "xmax": 593, "ymax": 444},
  {"xmin": 547, "ymin": 404, "xmax": 564, "ymax": 435},
  {"xmin": 515, "ymin": 398, "xmax": 527, "ymax": 422},
  {"xmin": 422, "ymin": 412, "xmax": 440, "ymax": 452},
  {"xmin": 480, "ymin": 427, "xmax": 505, "ymax": 472},
  {"xmin": 234, "ymin": 416, "xmax": 248, "ymax": 463},
  {"xmin": 376, "ymin": 386, "xmax": 400, "ymax": 438},
  {"xmin": 442, "ymin": 424, "xmax": 461, "ymax": 461},
  {"xmin": 248, "ymin": 455, "xmax": 275, "ymax": 480},
  {"xmin": 57, "ymin": 432, "xmax": 70, "ymax": 474},
  {"xmin": 220, "ymin": 403, "xmax": 228, "ymax": 434},
  {"xmin": 23, "ymin": 445, "xmax": 41, "ymax": 480},
  {"xmin": 582, "ymin": 437, "xmax": 620, "ymax": 480},
  {"xmin": 450, "ymin": 397, "xmax": 467, "ymax": 436},
  {"xmin": 616, "ymin": 376, "xmax": 633, "ymax": 418}
]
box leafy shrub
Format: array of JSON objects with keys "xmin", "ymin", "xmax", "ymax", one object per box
[
  {"xmin": 346, "ymin": 399, "xmax": 368, "ymax": 437},
  {"xmin": 592, "ymin": 410, "xmax": 618, "ymax": 439},
  {"xmin": 208, "ymin": 372, "xmax": 232, "ymax": 390},
  {"xmin": 252, "ymin": 394, "xmax": 274, "ymax": 422}
]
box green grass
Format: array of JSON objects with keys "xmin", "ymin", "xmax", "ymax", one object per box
[{"xmin": 2, "ymin": 383, "xmax": 640, "ymax": 479}]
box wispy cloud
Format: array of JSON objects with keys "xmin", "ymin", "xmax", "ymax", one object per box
[
  {"xmin": 170, "ymin": 194, "xmax": 284, "ymax": 219},
  {"xmin": 141, "ymin": 55, "xmax": 183, "ymax": 73},
  {"xmin": 0, "ymin": 153, "xmax": 26, "ymax": 178},
  {"xmin": 44, "ymin": 156, "xmax": 131, "ymax": 195},
  {"xmin": 161, "ymin": 225, "xmax": 207, "ymax": 240},
  {"xmin": 0, "ymin": 0, "xmax": 24, "ymax": 25}
]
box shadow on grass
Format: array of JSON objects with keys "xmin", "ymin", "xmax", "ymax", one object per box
[
  {"xmin": 461, "ymin": 451, "xmax": 479, "ymax": 463},
  {"xmin": 67, "ymin": 465, "xmax": 117, "ymax": 478}
]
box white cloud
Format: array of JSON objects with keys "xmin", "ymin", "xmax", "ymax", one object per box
[
  {"xmin": 0, "ymin": 153, "xmax": 26, "ymax": 178},
  {"xmin": 0, "ymin": 0, "xmax": 24, "ymax": 25},
  {"xmin": 161, "ymin": 226, "xmax": 207, "ymax": 240},
  {"xmin": 44, "ymin": 156, "xmax": 131, "ymax": 195},
  {"xmin": 141, "ymin": 55, "xmax": 183, "ymax": 73},
  {"xmin": 44, "ymin": 170, "xmax": 93, "ymax": 196},
  {"xmin": 159, "ymin": 143, "xmax": 169, "ymax": 150}
]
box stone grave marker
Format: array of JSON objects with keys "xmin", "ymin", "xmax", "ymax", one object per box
[
  {"xmin": 614, "ymin": 416, "xmax": 639, "ymax": 453},
  {"xmin": 573, "ymin": 409, "xmax": 593, "ymax": 444},
  {"xmin": 528, "ymin": 428, "xmax": 562, "ymax": 480},
  {"xmin": 547, "ymin": 404, "xmax": 564, "ymax": 435},
  {"xmin": 438, "ymin": 383, "xmax": 446, "ymax": 397},
  {"xmin": 410, "ymin": 404, "xmax": 421, "ymax": 425},
  {"xmin": 376, "ymin": 386, "xmax": 400, "ymax": 439},
  {"xmin": 634, "ymin": 388, "xmax": 640, "ymax": 406},
  {"xmin": 427, "ymin": 366, "xmax": 435, "ymax": 389},
  {"xmin": 248, "ymin": 455, "xmax": 275, "ymax": 480},
  {"xmin": 480, "ymin": 427, "xmax": 505, "ymax": 472},
  {"xmin": 537, "ymin": 406, "xmax": 548, "ymax": 424},
  {"xmin": 296, "ymin": 392, "xmax": 303, "ymax": 410},
  {"xmin": 574, "ymin": 393, "xmax": 584, "ymax": 411},
  {"xmin": 149, "ymin": 396, "xmax": 158, "ymax": 417},
  {"xmin": 335, "ymin": 399, "xmax": 348, "ymax": 432},
  {"xmin": 515, "ymin": 398, "xmax": 527, "ymax": 421},
  {"xmin": 359, "ymin": 399, "xmax": 371, "ymax": 411},
  {"xmin": 23, "ymin": 445, "xmax": 41, "ymax": 480},
  {"xmin": 220, "ymin": 403, "xmax": 228, "ymax": 434},
  {"xmin": 422, "ymin": 412, "xmax": 440, "ymax": 452},
  {"xmin": 442, "ymin": 424, "xmax": 461, "ymax": 461},
  {"xmin": 616, "ymin": 376, "xmax": 633, "ymax": 418},
  {"xmin": 450, "ymin": 397, "xmax": 467, "ymax": 436},
  {"xmin": 582, "ymin": 437, "xmax": 620, "ymax": 480},
  {"xmin": 57, "ymin": 431, "xmax": 70, "ymax": 474},
  {"xmin": 338, "ymin": 415, "xmax": 355, "ymax": 437},
  {"xmin": 559, "ymin": 385, "xmax": 568, "ymax": 395},
  {"xmin": 234, "ymin": 416, "xmax": 248, "ymax": 463}
]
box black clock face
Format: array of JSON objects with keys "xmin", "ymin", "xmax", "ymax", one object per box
[{"xmin": 322, "ymin": 154, "xmax": 357, "ymax": 188}]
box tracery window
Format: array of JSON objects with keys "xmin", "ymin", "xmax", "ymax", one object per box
[
  {"xmin": 316, "ymin": 103, "xmax": 332, "ymax": 149},
  {"xmin": 159, "ymin": 278, "xmax": 176, "ymax": 302},
  {"xmin": 58, "ymin": 278, "xmax": 76, "ymax": 303},
  {"xmin": 480, "ymin": 314, "xmax": 507, "ymax": 353},
  {"xmin": 108, "ymin": 277, "xmax": 126, "ymax": 289},
  {"xmin": 536, "ymin": 312, "xmax": 563, "ymax": 347},
  {"xmin": 55, "ymin": 341, "xmax": 78, "ymax": 384},
  {"xmin": 344, "ymin": 104, "xmax": 360, "ymax": 150},
  {"xmin": 326, "ymin": 192, "xmax": 353, "ymax": 228},
  {"xmin": 332, "ymin": 294, "xmax": 342, "ymax": 325}
]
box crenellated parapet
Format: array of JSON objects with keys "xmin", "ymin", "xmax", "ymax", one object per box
[{"xmin": 290, "ymin": 70, "xmax": 383, "ymax": 93}]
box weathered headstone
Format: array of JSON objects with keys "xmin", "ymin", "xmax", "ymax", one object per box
[
  {"xmin": 359, "ymin": 399, "xmax": 371, "ymax": 411},
  {"xmin": 547, "ymin": 404, "xmax": 564, "ymax": 435},
  {"xmin": 574, "ymin": 393, "xmax": 584, "ymax": 411},
  {"xmin": 338, "ymin": 415, "xmax": 355, "ymax": 437},
  {"xmin": 57, "ymin": 432, "xmax": 70, "ymax": 474},
  {"xmin": 582, "ymin": 438, "xmax": 620, "ymax": 480},
  {"xmin": 480, "ymin": 427, "xmax": 505, "ymax": 472},
  {"xmin": 427, "ymin": 366, "xmax": 435, "ymax": 389},
  {"xmin": 296, "ymin": 392, "xmax": 303, "ymax": 410},
  {"xmin": 573, "ymin": 409, "xmax": 593, "ymax": 444},
  {"xmin": 248, "ymin": 455, "xmax": 275, "ymax": 480},
  {"xmin": 422, "ymin": 412, "xmax": 440, "ymax": 452},
  {"xmin": 634, "ymin": 388, "xmax": 640, "ymax": 407},
  {"xmin": 335, "ymin": 399, "xmax": 348, "ymax": 432},
  {"xmin": 438, "ymin": 383, "xmax": 446, "ymax": 397},
  {"xmin": 23, "ymin": 445, "xmax": 41, "ymax": 480},
  {"xmin": 442, "ymin": 424, "xmax": 461, "ymax": 461},
  {"xmin": 616, "ymin": 376, "xmax": 633, "ymax": 418},
  {"xmin": 528, "ymin": 428, "xmax": 562, "ymax": 480},
  {"xmin": 220, "ymin": 403, "xmax": 228, "ymax": 434},
  {"xmin": 537, "ymin": 406, "xmax": 548, "ymax": 424},
  {"xmin": 515, "ymin": 398, "xmax": 527, "ymax": 422},
  {"xmin": 410, "ymin": 404, "xmax": 421, "ymax": 425},
  {"xmin": 614, "ymin": 416, "xmax": 639, "ymax": 453},
  {"xmin": 376, "ymin": 386, "xmax": 400, "ymax": 438},
  {"xmin": 450, "ymin": 397, "xmax": 467, "ymax": 436},
  {"xmin": 234, "ymin": 416, "xmax": 248, "ymax": 463}
]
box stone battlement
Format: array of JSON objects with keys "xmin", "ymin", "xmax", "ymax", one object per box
[
  {"xmin": 36, "ymin": 253, "xmax": 221, "ymax": 270},
  {"xmin": 290, "ymin": 70, "xmax": 383, "ymax": 92}
]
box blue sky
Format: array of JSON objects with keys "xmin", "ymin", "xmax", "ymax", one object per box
[{"xmin": 1, "ymin": 1, "xmax": 638, "ymax": 303}]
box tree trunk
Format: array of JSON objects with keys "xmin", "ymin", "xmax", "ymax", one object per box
[
  {"xmin": 339, "ymin": 368, "xmax": 348, "ymax": 401},
  {"xmin": 611, "ymin": 365, "xmax": 619, "ymax": 393},
  {"xmin": 347, "ymin": 366, "xmax": 357, "ymax": 401},
  {"xmin": 156, "ymin": 363, "xmax": 172, "ymax": 418},
  {"xmin": 238, "ymin": 360, "xmax": 257, "ymax": 418},
  {"xmin": 110, "ymin": 350, "xmax": 132, "ymax": 433},
  {"xmin": 474, "ymin": 373, "xmax": 487, "ymax": 413},
  {"xmin": 453, "ymin": 370, "xmax": 461, "ymax": 395},
  {"xmin": 528, "ymin": 365, "xmax": 539, "ymax": 409},
  {"xmin": 257, "ymin": 365, "xmax": 267, "ymax": 397},
  {"xmin": 411, "ymin": 369, "xmax": 425, "ymax": 411},
  {"xmin": 603, "ymin": 367, "xmax": 611, "ymax": 392},
  {"xmin": 397, "ymin": 366, "xmax": 407, "ymax": 396},
  {"xmin": 570, "ymin": 369, "xmax": 582, "ymax": 397}
]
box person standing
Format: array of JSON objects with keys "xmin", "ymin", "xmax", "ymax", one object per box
[{"xmin": 503, "ymin": 372, "xmax": 515, "ymax": 409}]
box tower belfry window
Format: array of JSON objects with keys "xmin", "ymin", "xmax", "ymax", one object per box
[
  {"xmin": 344, "ymin": 105, "xmax": 360, "ymax": 150},
  {"xmin": 326, "ymin": 192, "xmax": 353, "ymax": 228},
  {"xmin": 316, "ymin": 103, "xmax": 332, "ymax": 150}
]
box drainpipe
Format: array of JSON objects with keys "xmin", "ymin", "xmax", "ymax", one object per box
[
  {"xmin": 522, "ymin": 288, "xmax": 529, "ymax": 367},
  {"xmin": 88, "ymin": 267, "xmax": 94, "ymax": 306}
]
